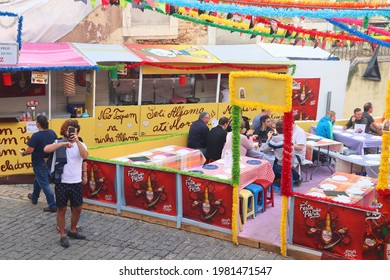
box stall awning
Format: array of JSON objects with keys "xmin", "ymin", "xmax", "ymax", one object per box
[
  {"xmin": 202, "ymin": 44, "xmax": 292, "ymax": 65},
  {"xmin": 125, "ymin": 44, "xmax": 222, "ymax": 64},
  {"xmin": 0, "ymin": 42, "xmax": 96, "ymax": 71},
  {"xmin": 72, "ymin": 43, "xmax": 142, "ymax": 64},
  {"xmin": 258, "ymin": 43, "xmax": 338, "ymax": 60}
]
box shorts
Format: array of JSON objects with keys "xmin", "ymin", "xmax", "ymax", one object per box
[{"xmin": 55, "ymin": 182, "xmax": 83, "ymax": 208}]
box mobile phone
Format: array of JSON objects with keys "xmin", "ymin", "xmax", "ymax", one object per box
[{"xmin": 68, "ymin": 127, "xmax": 75, "ymax": 138}]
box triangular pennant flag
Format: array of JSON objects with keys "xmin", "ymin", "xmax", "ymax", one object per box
[
  {"xmin": 301, "ymin": 39, "xmax": 306, "ymax": 47},
  {"xmin": 90, "ymin": 0, "xmax": 96, "ymax": 8},
  {"xmin": 198, "ymin": 9, "xmax": 205, "ymax": 16},
  {"xmin": 169, "ymin": 5, "xmax": 176, "ymax": 15},
  {"xmin": 119, "ymin": 0, "xmax": 128, "ymax": 9},
  {"xmin": 250, "ymin": 34, "xmax": 257, "ymax": 39},
  {"xmin": 102, "ymin": 0, "xmax": 110, "ymax": 8},
  {"xmin": 145, "ymin": 0, "xmax": 155, "ymax": 10},
  {"xmin": 270, "ymin": 20, "xmax": 278, "ymax": 35},
  {"xmin": 249, "ymin": 17, "xmax": 254, "ymax": 29},
  {"xmin": 321, "ymin": 39, "xmax": 327, "ymax": 49},
  {"xmin": 110, "ymin": 0, "xmax": 119, "ymax": 6},
  {"xmin": 279, "ymin": 38, "xmax": 285, "ymax": 44},
  {"xmin": 314, "ymin": 39, "xmax": 319, "ymax": 48},
  {"xmin": 285, "ymin": 27, "xmax": 293, "ymax": 38},
  {"xmin": 226, "ymin": 12, "xmax": 233, "ymax": 19},
  {"xmin": 165, "ymin": 3, "xmax": 170, "ymax": 13}
]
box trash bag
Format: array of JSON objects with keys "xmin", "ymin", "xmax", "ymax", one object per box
[{"xmin": 362, "ymin": 46, "xmax": 381, "ymax": 81}]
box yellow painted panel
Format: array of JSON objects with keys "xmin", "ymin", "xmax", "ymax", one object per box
[
  {"xmin": 139, "ymin": 103, "xmax": 218, "ymax": 136},
  {"xmin": 230, "ymin": 71, "xmax": 292, "ymax": 112},
  {"xmin": 94, "ymin": 106, "xmax": 140, "ymax": 145},
  {"xmin": 0, "ymin": 122, "xmax": 33, "ymax": 176},
  {"xmin": 89, "ymin": 134, "xmax": 188, "ymax": 159}
]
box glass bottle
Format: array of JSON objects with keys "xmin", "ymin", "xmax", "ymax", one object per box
[
  {"xmin": 202, "ymin": 186, "xmax": 211, "ymax": 214},
  {"xmin": 321, "ymin": 213, "xmax": 333, "ymax": 245},
  {"xmin": 89, "ymin": 168, "xmax": 96, "ymax": 192},
  {"xmin": 146, "ymin": 175, "xmax": 154, "ymax": 202}
]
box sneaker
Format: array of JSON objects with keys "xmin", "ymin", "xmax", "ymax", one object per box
[
  {"xmin": 27, "ymin": 193, "xmax": 37, "ymax": 205},
  {"xmin": 60, "ymin": 236, "xmax": 70, "ymax": 248},
  {"xmin": 67, "ymin": 231, "xmax": 86, "ymax": 240},
  {"xmin": 43, "ymin": 207, "xmax": 57, "ymax": 213}
]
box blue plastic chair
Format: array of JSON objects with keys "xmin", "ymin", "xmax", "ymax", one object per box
[{"xmin": 244, "ymin": 183, "xmax": 264, "ymax": 215}]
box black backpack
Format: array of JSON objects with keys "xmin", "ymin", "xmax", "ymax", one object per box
[{"xmin": 46, "ymin": 139, "xmax": 67, "ymax": 184}]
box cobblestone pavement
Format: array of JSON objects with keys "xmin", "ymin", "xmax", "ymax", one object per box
[{"xmin": 0, "ymin": 184, "xmax": 292, "ymax": 260}]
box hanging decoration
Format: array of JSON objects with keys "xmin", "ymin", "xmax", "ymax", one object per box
[
  {"xmin": 63, "ymin": 71, "xmax": 76, "ymax": 96},
  {"xmin": 0, "ymin": 11, "xmax": 24, "ymax": 50},
  {"xmin": 156, "ymin": 0, "xmax": 390, "ymax": 19},
  {"xmin": 2, "ymin": 72, "xmax": 13, "ymax": 86},
  {"xmin": 376, "ymin": 80, "xmax": 390, "ymax": 195}
]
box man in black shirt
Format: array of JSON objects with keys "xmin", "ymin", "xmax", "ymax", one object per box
[
  {"xmin": 187, "ymin": 112, "xmax": 210, "ymax": 157},
  {"xmin": 206, "ymin": 117, "xmax": 229, "ymax": 161},
  {"xmin": 363, "ymin": 102, "xmax": 383, "ymax": 136},
  {"xmin": 343, "ymin": 107, "xmax": 369, "ymax": 133}
]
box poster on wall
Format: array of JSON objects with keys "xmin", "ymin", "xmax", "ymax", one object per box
[
  {"xmin": 292, "ymin": 78, "xmax": 320, "ymax": 121},
  {"xmin": 182, "ymin": 176, "xmax": 232, "ymax": 229},
  {"xmin": 293, "ymin": 196, "xmax": 366, "ymax": 259},
  {"xmin": 82, "ymin": 160, "xmax": 117, "ymax": 204},
  {"xmin": 123, "ymin": 166, "xmax": 177, "ymax": 216}
]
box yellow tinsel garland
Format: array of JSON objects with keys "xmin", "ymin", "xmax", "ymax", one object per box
[
  {"xmin": 232, "ymin": 183, "xmax": 239, "ymax": 244},
  {"xmin": 280, "ymin": 195, "xmax": 289, "ymax": 256},
  {"xmin": 377, "ymin": 80, "xmax": 390, "ymax": 191}
]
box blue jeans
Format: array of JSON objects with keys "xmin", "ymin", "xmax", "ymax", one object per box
[{"xmin": 32, "ymin": 161, "xmax": 56, "ymax": 208}]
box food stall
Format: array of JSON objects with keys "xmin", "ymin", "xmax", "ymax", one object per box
[{"xmin": 0, "ymin": 42, "xmax": 97, "ymax": 176}]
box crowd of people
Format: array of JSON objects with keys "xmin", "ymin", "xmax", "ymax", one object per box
[
  {"xmin": 187, "ymin": 110, "xmax": 306, "ymax": 187},
  {"xmin": 317, "ymin": 102, "xmax": 383, "ymax": 139}
]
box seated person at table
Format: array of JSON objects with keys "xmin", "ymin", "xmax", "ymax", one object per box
[
  {"xmin": 316, "ymin": 110, "xmax": 336, "ymax": 140},
  {"xmin": 221, "ymin": 120, "xmax": 263, "ymax": 159},
  {"xmin": 226, "ymin": 114, "xmax": 252, "ymax": 137},
  {"xmin": 206, "ymin": 117, "xmax": 229, "ymax": 161},
  {"xmin": 293, "ymin": 120, "xmax": 306, "ymax": 164},
  {"xmin": 252, "ymin": 109, "xmax": 272, "ymax": 132},
  {"xmin": 343, "ymin": 107, "xmax": 368, "ymax": 133},
  {"xmin": 187, "ymin": 112, "xmax": 210, "ymax": 157},
  {"xmin": 263, "ymin": 120, "xmax": 302, "ymax": 186},
  {"xmin": 253, "ymin": 115, "xmax": 273, "ymax": 143},
  {"xmin": 363, "ymin": 102, "xmax": 383, "ymax": 136}
]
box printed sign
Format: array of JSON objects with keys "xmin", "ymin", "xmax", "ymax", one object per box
[
  {"xmin": 292, "ymin": 78, "xmax": 320, "ymax": 121},
  {"xmin": 31, "ymin": 71, "xmax": 48, "ymax": 84},
  {"xmin": 0, "ymin": 42, "xmax": 18, "ymax": 65},
  {"xmin": 293, "ymin": 196, "xmax": 366, "ymax": 259},
  {"xmin": 181, "ymin": 176, "xmax": 232, "ymax": 229},
  {"xmin": 123, "ymin": 166, "xmax": 177, "ymax": 216},
  {"xmin": 82, "ymin": 160, "xmax": 117, "ymax": 204},
  {"xmin": 230, "ymin": 71, "xmax": 292, "ymax": 112}
]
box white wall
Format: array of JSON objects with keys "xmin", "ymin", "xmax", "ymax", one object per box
[{"xmin": 292, "ymin": 60, "xmax": 350, "ymax": 120}]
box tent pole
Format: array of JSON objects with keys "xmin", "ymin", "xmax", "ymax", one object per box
[
  {"xmin": 216, "ymin": 73, "xmax": 221, "ymax": 103},
  {"xmin": 138, "ymin": 67, "xmax": 143, "ymax": 106},
  {"xmin": 48, "ymin": 71, "xmax": 52, "ymax": 120}
]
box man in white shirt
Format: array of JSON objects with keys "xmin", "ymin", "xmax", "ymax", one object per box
[
  {"xmin": 293, "ymin": 121, "xmax": 307, "ymax": 163},
  {"xmin": 292, "ymin": 121, "xmax": 306, "ymax": 186}
]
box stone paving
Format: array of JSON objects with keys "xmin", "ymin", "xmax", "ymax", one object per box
[{"xmin": 0, "ymin": 184, "xmax": 292, "ymax": 260}]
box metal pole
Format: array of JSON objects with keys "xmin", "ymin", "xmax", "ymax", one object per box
[{"xmin": 326, "ymin": 91, "xmax": 332, "ymax": 112}]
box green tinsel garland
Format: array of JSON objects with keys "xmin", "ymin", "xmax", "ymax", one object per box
[
  {"xmin": 137, "ymin": 1, "xmax": 306, "ymax": 41},
  {"xmin": 363, "ymin": 16, "xmax": 369, "ymax": 30},
  {"xmin": 97, "ymin": 64, "xmax": 125, "ymax": 71},
  {"xmin": 231, "ymin": 105, "xmax": 241, "ymax": 186}
]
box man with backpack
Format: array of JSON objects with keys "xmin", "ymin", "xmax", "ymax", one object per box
[
  {"xmin": 22, "ymin": 115, "xmax": 58, "ymax": 212},
  {"xmin": 44, "ymin": 119, "xmax": 88, "ymax": 248}
]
